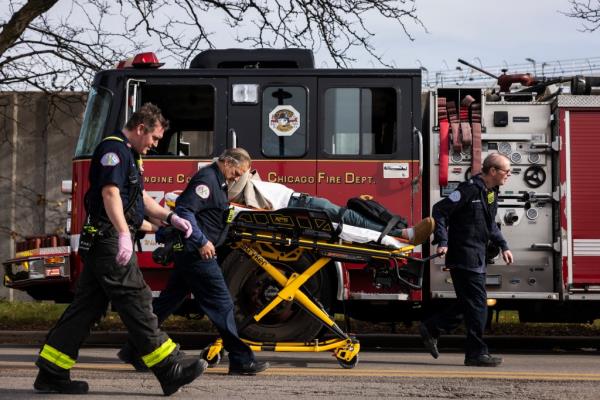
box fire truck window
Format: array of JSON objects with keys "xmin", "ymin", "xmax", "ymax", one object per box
[
  {"xmin": 324, "ymin": 88, "xmax": 397, "ymax": 155},
  {"xmin": 164, "ymin": 130, "xmax": 213, "ymax": 156},
  {"xmin": 140, "ymin": 85, "xmax": 215, "ymax": 157},
  {"xmin": 262, "ymin": 86, "xmax": 307, "ymax": 157},
  {"xmin": 75, "ymin": 86, "xmax": 111, "ymax": 156}
]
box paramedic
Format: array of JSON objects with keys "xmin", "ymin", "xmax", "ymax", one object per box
[
  {"xmin": 419, "ymin": 153, "xmax": 514, "ymax": 367},
  {"xmin": 34, "ymin": 103, "xmax": 205, "ymax": 396},
  {"xmin": 119, "ymin": 148, "xmax": 269, "ymax": 375}
]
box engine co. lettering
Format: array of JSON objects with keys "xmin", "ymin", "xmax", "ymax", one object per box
[{"xmin": 144, "ymin": 176, "xmax": 174, "ymax": 184}]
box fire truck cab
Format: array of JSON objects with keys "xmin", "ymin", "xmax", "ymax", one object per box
[{"xmin": 4, "ymin": 49, "xmax": 600, "ymax": 341}]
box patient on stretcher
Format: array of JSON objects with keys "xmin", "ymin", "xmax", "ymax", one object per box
[{"xmin": 227, "ymin": 169, "xmax": 434, "ymax": 249}]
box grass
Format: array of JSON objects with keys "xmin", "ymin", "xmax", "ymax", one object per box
[
  {"xmin": 1, "ymin": 300, "xmax": 599, "ymax": 336},
  {"xmin": 0, "ymin": 300, "xmax": 214, "ymax": 332}
]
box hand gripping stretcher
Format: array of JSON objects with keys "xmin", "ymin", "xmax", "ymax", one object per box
[{"xmin": 201, "ymin": 207, "xmax": 436, "ymax": 369}]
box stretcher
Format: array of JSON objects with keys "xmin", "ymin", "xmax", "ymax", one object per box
[{"xmin": 201, "ymin": 207, "xmax": 436, "ymax": 369}]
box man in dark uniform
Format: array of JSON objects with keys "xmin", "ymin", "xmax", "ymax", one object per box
[
  {"xmin": 34, "ymin": 103, "xmax": 206, "ymax": 395},
  {"xmin": 420, "ymin": 153, "xmax": 514, "ymax": 367},
  {"xmin": 119, "ymin": 148, "xmax": 269, "ymax": 375}
]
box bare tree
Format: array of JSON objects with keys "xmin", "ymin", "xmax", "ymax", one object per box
[
  {"xmin": 1, "ymin": 0, "xmax": 425, "ymax": 91},
  {"xmin": 563, "ymin": 0, "xmax": 600, "ymax": 32}
]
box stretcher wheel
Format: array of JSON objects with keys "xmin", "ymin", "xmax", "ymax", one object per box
[
  {"xmin": 337, "ymin": 354, "xmax": 359, "ymax": 369},
  {"xmin": 200, "ymin": 347, "xmax": 223, "ymax": 367}
]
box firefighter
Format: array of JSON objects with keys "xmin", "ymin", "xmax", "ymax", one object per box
[
  {"xmin": 119, "ymin": 147, "xmax": 269, "ymax": 375},
  {"xmin": 34, "ymin": 103, "xmax": 206, "ymax": 395},
  {"xmin": 420, "ymin": 153, "xmax": 514, "ymax": 367}
]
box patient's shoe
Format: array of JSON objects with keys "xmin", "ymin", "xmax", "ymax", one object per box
[{"xmin": 411, "ymin": 217, "xmax": 435, "ymax": 245}]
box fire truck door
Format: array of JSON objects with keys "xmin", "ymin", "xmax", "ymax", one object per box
[
  {"xmin": 227, "ymin": 77, "xmax": 318, "ymax": 195},
  {"xmin": 561, "ymin": 107, "xmax": 600, "ymax": 288},
  {"xmin": 315, "ymin": 77, "xmax": 420, "ymax": 225}
]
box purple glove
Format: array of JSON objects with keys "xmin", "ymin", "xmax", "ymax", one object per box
[
  {"xmin": 116, "ymin": 232, "xmax": 133, "ymax": 266},
  {"xmin": 170, "ymin": 214, "xmax": 193, "ymax": 238}
]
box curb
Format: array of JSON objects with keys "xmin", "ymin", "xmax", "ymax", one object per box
[{"xmin": 1, "ymin": 331, "xmax": 598, "ymax": 352}]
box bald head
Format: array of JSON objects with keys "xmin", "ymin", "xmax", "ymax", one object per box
[{"xmin": 482, "ymin": 153, "xmax": 510, "ymax": 174}]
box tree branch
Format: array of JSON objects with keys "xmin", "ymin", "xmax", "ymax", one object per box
[{"xmin": 0, "ymin": 0, "xmax": 58, "ymax": 57}]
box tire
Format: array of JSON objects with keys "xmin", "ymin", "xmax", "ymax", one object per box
[{"xmin": 222, "ymin": 249, "xmax": 333, "ymax": 342}]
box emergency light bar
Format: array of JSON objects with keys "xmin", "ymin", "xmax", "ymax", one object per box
[{"xmin": 115, "ymin": 52, "xmax": 164, "ymax": 69}]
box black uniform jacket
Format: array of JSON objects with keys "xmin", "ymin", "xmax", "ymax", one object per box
[
  {"xmin": 432, "ymin": 174, "xmax": 508, "ymax": 271},
  {"xmin": 86, "ymin": 132, "xmax": 144, "ymax": 228},
  {"xmin": 174, "ymin": 162, "xmax": 229, "ymax": 252}
]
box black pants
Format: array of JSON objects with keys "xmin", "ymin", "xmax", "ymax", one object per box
[
  {"xmin": 38, "ymin": 235, "xmax": 171, "ymax": 371},
  {"xmin": 423, "ymin": 268, "xmax": 488, "ymax": 359},
  {"xmin": 126, "ymin": 252, "xmax": 254, "ymax": 367}
]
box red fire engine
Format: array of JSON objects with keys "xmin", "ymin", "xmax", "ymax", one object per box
[{"xmin": 4, "ymin": 49, "xmax": 600, "ymax": 342}]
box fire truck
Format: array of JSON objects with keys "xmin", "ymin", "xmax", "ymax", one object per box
[{"xmin": 4, "ymin": 49, "xmax": 600, "ymax": 342}]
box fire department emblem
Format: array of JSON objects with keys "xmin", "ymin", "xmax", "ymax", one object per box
[
  {"xmin": 269, "ymin": 105, "xmax": 300, "ymax": 136},
  {"xmin": 100, "ymin": 152, "xmax": 120, "ymax": 166},
  {"xmin": 195, "ymin": 184, "xmax": 210, "ymax": 199}
]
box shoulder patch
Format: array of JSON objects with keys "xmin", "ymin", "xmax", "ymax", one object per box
[
  {"xmin": 195, "ymin": 184, "xmax": 210, "ymax": 199},
  {"xmin": 448, "ymin": 190, "xmax": 461, "ymax": 202},
  {"xmin": 100, "ymin": 152, "xmax": 120, "ymax": 166}
]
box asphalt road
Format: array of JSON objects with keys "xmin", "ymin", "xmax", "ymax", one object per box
[{"xmin": 1, "ymin": 345, "xmax": 599, "ymax": 399}]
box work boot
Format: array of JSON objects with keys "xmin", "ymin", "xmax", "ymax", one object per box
[
  {"xmin": 464, "ymin": 354, "xmax": 503, "ymax": 367},
  {"xmin": 411, "ymin": 217, "xmax": 435, "ymax": 245},
  {"xmin": 152, "ymin": 354, "xmax": 207, "ymax": 396},
  {"xmin": 117, "ymin": 344, "xmax": 149, "ymax": 372},
  {"xmin": 228, "ymin": 360, "xmax": 269, "ymax": 375},
  {"xmin": 419, "ymin": 323, "xmax": 439, "ymax": 359},
  {"xmin": 119, "ymin": 343, "xmax": 188, "ymax": 373},
  {"xmin": 33, "ymin": 366, "xmax": 89, "ymax": 394}
]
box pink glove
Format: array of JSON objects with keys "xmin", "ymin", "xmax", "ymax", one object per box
[
  {"xmin": 170, "ymin": 214, "xmax": 193, "ymax": 238},
  {"xmin": 116, "ymin": 232, "xmax": 133, "ymax": 266}
]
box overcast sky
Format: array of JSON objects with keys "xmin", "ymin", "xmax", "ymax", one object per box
[
  {"xmin": 346, "ymin": 0, "xmax": 598, "ymax": 73},
  {"xmin": 191, "ymin": 0, "xmax": 599, "ymax": 75}
]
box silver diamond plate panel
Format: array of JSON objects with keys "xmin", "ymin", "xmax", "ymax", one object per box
[{"xmin": 558, "ymin": 95, "xmax": 600, "ymax": 107}]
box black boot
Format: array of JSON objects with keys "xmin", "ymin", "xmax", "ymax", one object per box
[
  {"xmin": 151, "ymin": 354, "xmax": 207, "ymax": 396},
  {"xmin": 33, "ymin": 365, "xmax": 89, "ymax": 394},
  {"xmin": 118, "ymin": 343, "xmax": 188, "ymax": 373},
  {"xmin": 117, "ymin": 343, "xmax": 149, "ymax": 372}
]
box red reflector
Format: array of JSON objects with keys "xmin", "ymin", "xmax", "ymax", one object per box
[
  {"xmin": 132, "ymin": 52, "xmax": 164, "ymax": 68},
  {"xmin": 45, "ymin": 267, "xmax": 61, "ymax": 277}
]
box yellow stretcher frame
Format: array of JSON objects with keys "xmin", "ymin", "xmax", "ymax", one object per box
[{"xmin": 202, "ymin": 227, "xmax": 417, "ymax": 369}]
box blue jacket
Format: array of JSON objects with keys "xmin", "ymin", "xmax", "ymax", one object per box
[
  {"xmin": 432, "ymin": 174, "xmax": 508, "ymax": 272},
  {"xmin": 174, "ymin": 163, "xmax": 229, "ymax": 252}
]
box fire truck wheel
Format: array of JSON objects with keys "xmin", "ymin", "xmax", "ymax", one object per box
[{"xmin": 222, "ymin": 249, "xmax": 334, "ymax": 342}]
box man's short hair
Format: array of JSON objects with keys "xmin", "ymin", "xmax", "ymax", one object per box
[
  {"xmin": 482, "ymin": 153, "xmax": 510, "ymax": 174},
  {"xmin": 125, "ymin": 103, "xmax": 169, "ymax": 132},
  {"xmin": 218, "ymin": 148, "xmax": 252, "ymax": 166}
]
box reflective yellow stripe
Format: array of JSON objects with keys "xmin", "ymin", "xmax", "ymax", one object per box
[
  {"xmin": 39, "ymin": 344, "xmax": 76, "ymax": 370},
  {"xmin": 103, "ymin": 136, "xmax": 124, "ymax": 143},
  {"xmin": 142, "ymin": 338, "xmax": 177, "ymax": 368}
]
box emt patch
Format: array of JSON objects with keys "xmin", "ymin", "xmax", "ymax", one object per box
[
  {"xmin": 100, "ymin": 152, "xmax": 120, "ymax": 166},
  {"xmin": 195, "ymin": 184, "xmax": 210, "ymax": 199},
  {"xmin": 448, "ymin": 190, "xmax": 461, "ymax": 202}
]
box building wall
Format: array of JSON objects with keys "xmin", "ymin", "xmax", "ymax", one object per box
[{"xmin": 0, "ymin": 92, "xmax": 86, "ymax": 301}]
